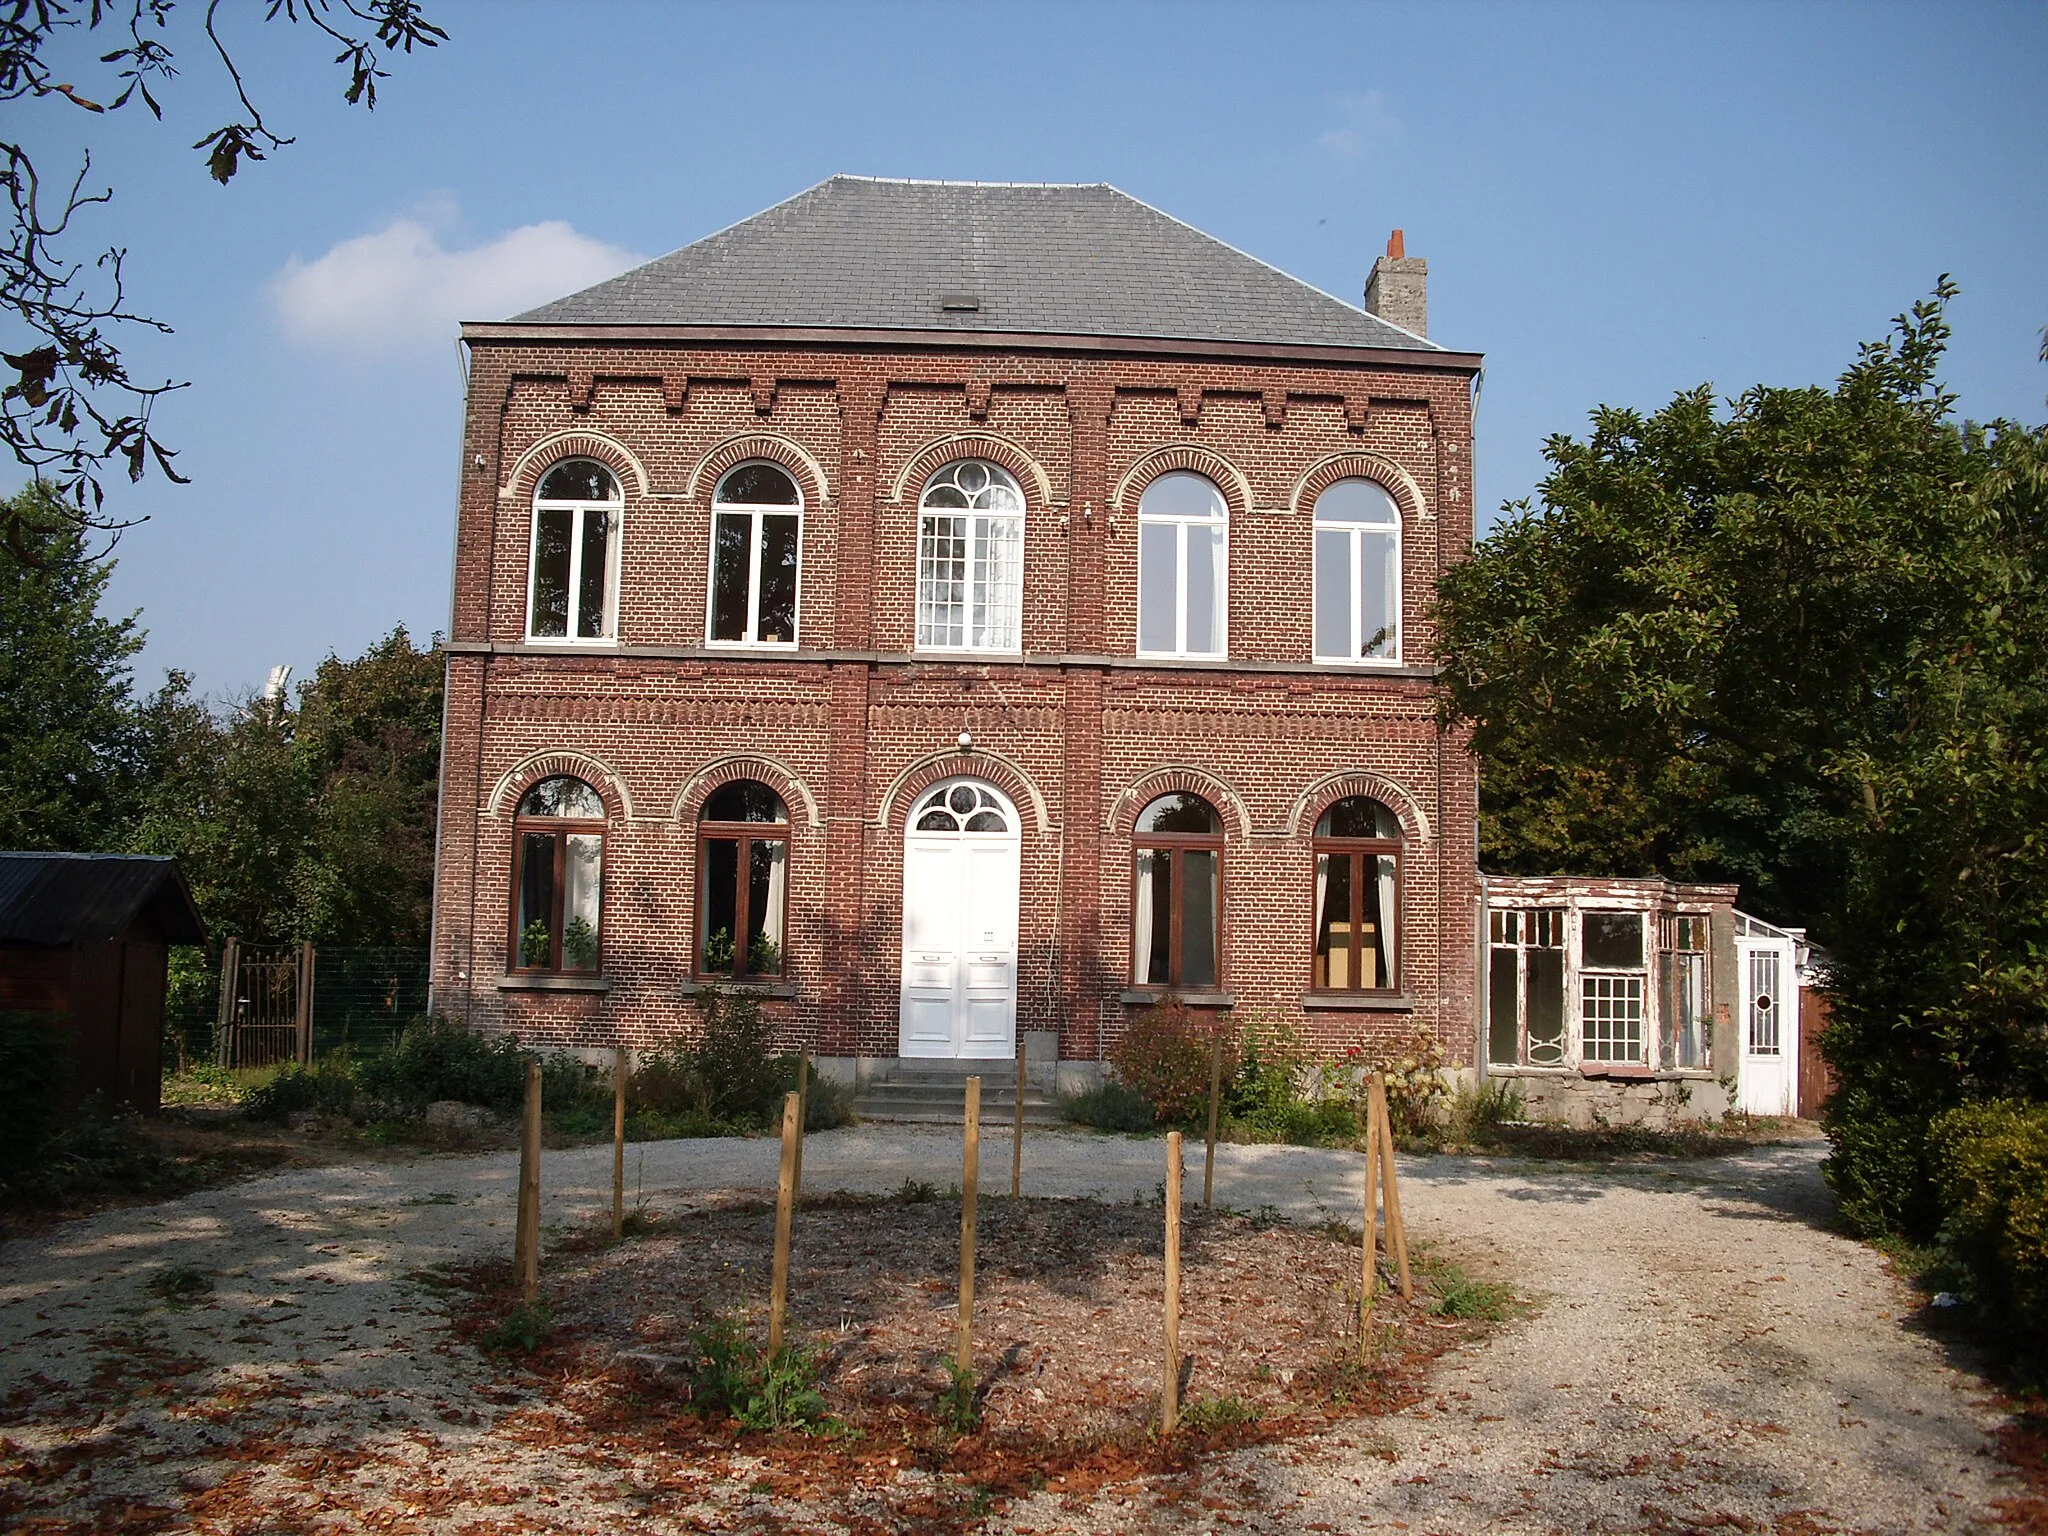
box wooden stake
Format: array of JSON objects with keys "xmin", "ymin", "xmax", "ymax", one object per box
[
  {"xmin": 1359, "ymin": 1081, "xmax": 1382, "ymax": 1358},
  {"xmin": 515, "ymin": 1062, "xmax": 541, "ymax": 1303},
  {"xmin": 1163, "ymin": 1130, "xmax": 1183, "ymax": 1433},
  {"xmin": 958, "ymin": 1075, "xmax": 982, "ymax": 1376},
  {"xmin": 611, "ymin": 1046, "xmax": 627, "ymax": 1240},
  {"xmin": 296, "ymin": 942, "xmax": 316, "ymax": 1067},
  {"xmin": 769, "ymin": 1090, "xmax": 800, "ymax": 1356},
  {"xmin": 793, "ymin": 1047, "xmax": 809, "ymax": 1205},
  {"xmin": 1203, "ymin": 1029, "xmax": 1223, "ymax": 1208},
  {"xmin": 1011, "ymin": 1037, "xmax": 1026, "ymax": 1199},
  {"xmin": 1370, "ymin": 1072, "xmax": 1412, "ymax": 1299}
]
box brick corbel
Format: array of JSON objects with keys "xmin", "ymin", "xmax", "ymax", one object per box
[
  {"xmin": 1262, "ymin": 389, "xmax": 1287, "ymax": 429},
  {"xmin": 750, "ymin": 376, "xmax": 778, "ymax": 416},
  {"xmin": 567, "ymin": 369, "xmax": 595, "ymax": 413},
  {"xmin": 661, "ymin": 375, "xmax": 689, "ymax": 414},
  {"xmin": 965, "ymin": 378, "xmax": 992, "ymax": 420},
  {"xmin": 1176, "ymin": 385, "xmax": 1203, "ymax": 427},
  {"xmin": 1343, "ymin": 394, "xmax": 1370, "ymax": 433}
]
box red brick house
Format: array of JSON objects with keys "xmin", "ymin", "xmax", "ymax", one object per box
[{"xmin": 429, "ymin": 177, "xmax": 1484, "ymax": 1090}]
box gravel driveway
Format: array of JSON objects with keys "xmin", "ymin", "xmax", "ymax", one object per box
[{"xmin": 0, "ymin": 1124, "xmax": 2015, "ymax": 1532}]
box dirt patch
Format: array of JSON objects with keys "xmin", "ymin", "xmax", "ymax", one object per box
[{"xmin": 452, "ymin": 1193, "xmax": 1486, "ymax": 1532}]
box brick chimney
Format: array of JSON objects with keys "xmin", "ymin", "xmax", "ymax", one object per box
[{"xmin": 1364, "ymin": 228, "xmax": 1427, "ymax": 338}]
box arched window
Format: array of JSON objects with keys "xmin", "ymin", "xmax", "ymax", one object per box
[
  {"xmin": 1138, "ymin": 471, "xmax": 1228, "ymax": 658},
  {"xmin": 527, "ymin": 460, "xmax": 622, "ymax": 641},
  {"xmin": 917, "ymin": 459, "xmax": 1024, "ymax": 652},
  {"xmin": 512, "ymin": 776, "xmax": 605, "ymax": 973},
  {"xmin": 1311, "ymin": 795, "xmax": 1402, "ymax": 993},
  {"xmin": 1132, "ymin": 792, "xmax": 1223, "ymax": 989},
  {"xmin": 698, "ymin": 779, "xmax": 790, "ymax": 979},
  {"xmin": 1312, "ymin": 479, "xmax": 1401, "ymax": 663},
  {"xmin": 709, "ymin": 462, "xmax": 802, "ymax": 646},
  {"xmin": 912, "ymin": 780, "xmax": 1015, "ymax": 834}
]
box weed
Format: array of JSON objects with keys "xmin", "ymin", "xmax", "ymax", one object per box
[
  {"xmin": 682, "ymin": 1312, "xmax": 830, "ymax": 1430},
  {"xmin": 1175, "ymin": 1394, "xmax": 1260, "ymax": 1433},
  {"xmin": 939, "ymin": 1356, "xmax": 980, "ymax": 1433},
  {"xmin": 895, "ymin": 1177, "xmax": 940, "ymax": 1203},
  {"xmin": 405, "ymin": 1191, "xmax": 459, "ymax": 1206},
  {"xmin": 478, "ymin": 1298, "xmax": 553, "ymax": 1354},
  {"xmin": 148, "ymin": 1264, "xmax": 213, "ymax": 1302},
  {"xmin": 1433, "ymin": 1272, "xmax": 1516, "ymax": 1321},
  {"xmin": 1062, "ymin": 1080, "xmax": 1156, "ymax": 1133}
]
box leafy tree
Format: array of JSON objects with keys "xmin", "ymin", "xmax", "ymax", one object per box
[
  {"xmin": 2, "ymin": 1, "xmax": 445, "ymax": 549},
  {"xmin": 0, "ymin": 482, "xmax": 145, "ymax": 847},
  {"xmin": 1435, "ymin": 283, "xmax": 1979, "ymax": 931}
]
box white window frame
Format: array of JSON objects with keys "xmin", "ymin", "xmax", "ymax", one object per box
[
  {"xmin": 1311, "ymin": 478, "xmax": 1403, "ymax": 666},
  {"xmin": 915, "ymin": 460, "xmax": 1025, "ymax": 655},
  {"xmin": 1136, "ymin": 472, "xmax": 1230, "ymax": 660},
  {"xmin": 705, "ymin": 461, "xmax": 805, "ymax": 649},
  {"xmin": 1577, "ymin": 908, "xmax": 1650, "ymax": 1065},
  {"xmin": 525, "ymin": 460, "xmax": 622, "ymax": 644}
]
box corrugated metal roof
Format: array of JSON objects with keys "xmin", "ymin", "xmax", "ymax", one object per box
[
  {"xmin": 0, "ymin": 853, "xmax": 207, "ymax": 946},
  {"xmin": 508, "ymin": 176, "xmax": 1444, "ymax": 353}
]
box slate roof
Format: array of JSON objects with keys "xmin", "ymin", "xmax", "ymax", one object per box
[
  {"xmin": 509, "ymin": 176, "xmax": 1443, "ymax": 352},
  {"xmin": 0, "ymin": 853, "xmax": 207, "ymax": 947}
]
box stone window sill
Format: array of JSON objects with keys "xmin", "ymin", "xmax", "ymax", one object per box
[
  {"xmin": 1119, "ymin": 989, "xmax": 1237, "ymax": 1008},
  {"xmin": 676, "ymin": 977, "xmax": 799, "ymax": 1000},
  {"xmin": 1303, "ymin": 991, "xmax": 1417, "ymax": 1012},
  {"xmin": 497, "ymin": 973, "xmax": 611, "ymax": 994},
  {"xmin": 1484, "ymin": 1064, "xmax": 1717, "ymax": 1082}
]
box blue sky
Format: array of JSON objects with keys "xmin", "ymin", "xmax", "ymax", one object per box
[{"xmin": 12, "ymin": 0, "xmax": 2045, "ymax": 698}]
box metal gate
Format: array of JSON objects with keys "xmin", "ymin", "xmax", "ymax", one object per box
[{"xmin": 214, "ymin": 940, "xmax": 316, "ymax": 1069}]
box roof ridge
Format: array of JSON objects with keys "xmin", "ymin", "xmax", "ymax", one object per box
[
  {"xmin": 1098, "ymin": 183, "xmax": 1448, "ymax": 353},
  {"xmin": 829, "ymin": 174, "xmax": 1112, "ymax": 189}
]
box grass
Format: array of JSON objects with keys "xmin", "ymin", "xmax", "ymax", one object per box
[
  {"xmin": 1174, "ymin": 1394, "xmax": 1260, "ymax": 1433},
  {"xmin": 1412, "ymin": 1245, "xmax": 1519, "ymax": 1322},
  {"xmin": 147, "ymin": 1263, "xmax": 214, "ymax": 1302},
  {"xmin": 477, "ymin": 1297, "xmax": 554, "ymax": 1354}
]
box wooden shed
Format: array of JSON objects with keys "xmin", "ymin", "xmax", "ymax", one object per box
[{"xmin": 0, "ymin": 853, "xmax": 207, "ymax": 1114}]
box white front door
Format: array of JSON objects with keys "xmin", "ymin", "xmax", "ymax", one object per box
[
  {"xmin": 1737, "ymin": 938, "xmax": 1800, "ymax": 1116},
  {"xmin": 899, "ymin": 779, "xmax": 1020, "ymax": 1059}
]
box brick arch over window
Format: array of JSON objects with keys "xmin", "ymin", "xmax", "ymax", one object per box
[
  {"xmin": 489, "ymin": 749, "xmax": 634, "ymax": 821},
  {"xmin": 878, "ymin": 749, "xmax": 1052, "ymax": 836},
  {"xmin": 673, "ymin": 754, "xmax": 823, "ymax": 830},
  {"xmin": 1288, "ymin": 450, "xmax": 1429, "ymax": 523},
  {"xmin": 1106, "ymin": 765, "xmax": 1252, "ymax": 841},
  {"xmin": 1108, "ymin": 444, "xmax": 1252, "ymax": 520},
  {"xmin": 502, "ymin": 430, "xmax": 649, "ymax": 502},
  {"xmin": 685, "ymin": 433, "xmax": 832, "ymax": 506},
  {"xmin": 1286, "ymin": 770, "xmax": 1433, "ymax": 845},
  {"xmin": 888, "ymin": 432, "xmax": 1056, "ymax": 508}
]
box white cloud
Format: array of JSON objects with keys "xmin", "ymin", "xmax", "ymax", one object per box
[
  {"xmin": 1319, "ymin": 91, "xmax": 1403, "ymax": 160},
  {"xmin": 271, "ymin": 207, "xmax": 640, "ymax": 355}
]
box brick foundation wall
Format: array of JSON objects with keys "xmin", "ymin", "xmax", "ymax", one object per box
[{"xmin": 432, "ymin": 336, "xmax": 1481, "ymax": 1067}]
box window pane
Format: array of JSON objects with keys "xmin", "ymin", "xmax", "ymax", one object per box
[
  {"xmin": 711, "ymin": 513, "xmax": 752, "ymax": 641},
  {"xmin": 972, "ymin": 514, "xmax": 1022, "ymax": 649},
  {"xmin": 1139, "ymin": 471, "xmax": 1224, "ymax": 519},
  {"xmin": 1137, "ymin": 793, "xmax": 1221, "ymax": 834},
  {"xmin": 716, "ymin": 462, "xmax": 798, "ymax": 505},
  {"xmin": 704, "ymin": 780, "xmax": 787, "ymax": 823},
  {"xmin": 1186, "ymin": 523, "xmax": 1224, "ymax": 655},
  {"xmin": 1360, "ymin": 530, "xmax": 1397, "ymax": 658},
  {"xmin": 576, "ymin": 509, "xmax": 611, "ymax": 638},
  {"xmin": 1313, "ymin": 478, "xmax": 1399, "ymax": 526},
  {"xmin": 1677, "ymin": 952, "xmax": 1708, "ymax": 1068},
  {"xmin": 531, "ymin": 508, "xmax": 572, "ymax": 637},
  {"xmin": 758, "ymin": 514, "xmax": 800, "ymax": 642},
  {"xmin": 1133, "ymin": 850, "xmax": 1172, "ymax": 985},
  {"xmin": 701, "ymin": 838, "xmax": 739, "ymax": 974},
  {"xmin": 1314, "ymin": 527, "xmax": 1352, "ymax": 658},
  {"xmin": 539, "ymin": 460, "xmax": 616, "ymax": 502},
  {"xmin": 1316, "ymin": 795, "xmax": 1400, "ymax": 840},
  {"xmin": 1488, "ymin": 947, "xmax": 1521, "ymax": 1066},
  {"xmin": 1365, "ymin": 853, "xmax": 1396, "ymax": 989},
  {"xmin": 517, "ymin": 832, "xmax": 557, "ymax": 967},
  {"xmin": 1314, "ymin": 851, "xmax": 1353, "ymax": 989},
  {"xmin": 1138, "ymin": 521, "xmax": 1178, "ymax": 653},
  {"xmin": 562, "ymin": 833, "xmax": 602, "ymax": 970},
  {"xmin": 1527, "ymin": 948, "xmax": 1566, "ymax": 1065},
  {"xmin": 919, "ymin": 514, "xmax": 968, "ymax": 648},
  {"xmin": 1583, "ymin": 912, "xmax": 1645, "ymax": 969},
  {"xmin": 1583, "ymin": 974, "xmax": 1646, "ymax": 1061},
  {"xmin": 520, "ymin": 775, "xmax": 603, "ymax": 819},
  {"xmin": 1181, "ymin": 849, "xmax": 1219, "ymax": 987},
  {"xmin": 745, "ymin": 839, "xmax": 787, "ymax": 975}
]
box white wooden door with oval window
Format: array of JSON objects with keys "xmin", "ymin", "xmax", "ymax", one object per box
[
  {"xmin": 899, "ymin": 779, "xmax": 1020, "ymax": 1059},
  {"xmin": 1737, "ymin": 934, "xmax": 1800, "ymax": 1116}
]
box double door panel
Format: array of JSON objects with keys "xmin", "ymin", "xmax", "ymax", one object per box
[{"xmin": 900, "ymin": 836, "xmax": 1018, "ymax": 1058}]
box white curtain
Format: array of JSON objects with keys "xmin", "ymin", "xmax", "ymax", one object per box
[
  {"xmin": 1133, "ymin": 853, "xmax": 1156, "ymax": 984},
  {"xmin": 761, "ymin": 840, "xmax": 786, "ymax": 947},
  {"xmin": 978, "ymin": 513, "xmax": 1022, "ymax": 649},
  {"xmin": 1313, "ymin": 853, "xmax": 1331, "ymax": 986},
  {"xmin": 1374, "ymin": 854, "xmax": 1397, "ymax": 989}
]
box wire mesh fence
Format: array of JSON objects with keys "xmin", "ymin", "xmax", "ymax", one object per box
[{"xmin": 167, "ymin": 945, "xmax": 431, "ymax": 1071}]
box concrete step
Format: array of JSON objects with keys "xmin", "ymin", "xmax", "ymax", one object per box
[{"xmin": 852, "ymin": 1075, "xmax": 1067, "ymax": 1126}]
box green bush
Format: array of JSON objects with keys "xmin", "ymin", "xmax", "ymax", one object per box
[
  {"xmin": 1063, "ymin": 1080, "xmax": 1155, "ymax": 1133},
  {"xmin": 0, "ymin": 1012, "xmax": 72, "ymax": 1174},
  {"xmin": 1109, "ymin": 1000, "xmax": 1233, "ymax": 1125},
  {"xmin": 354, "ymin": 1016, "xmax": 530, "ymax": 1113},
  {"xmin": 1929, "ymin": 1099, "xmax": 2048, "ymax": 1346},
  {"xmin": 1440, "ymin": 1079, "xmax": 1526, "ymax": 1148},
  {"xmin": 240, "ymin": 1058, "xmax": 360, "ymax": 1121},
  {"xmin": 683, "ymin": 1312, "xmax": 829, "ymax": 1431},
  {"xmin": 691, "ymin": 985, "xmax": 779, "ymax": 1124}
]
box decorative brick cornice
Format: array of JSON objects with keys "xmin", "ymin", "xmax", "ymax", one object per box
[
  {"xmin": 887, "ymin": 432, "xmax": 1057, "ymax": 508},
  {"xmin": 673, "ymin": 754, "xmax": 824, "ymax": 830},
  {"xmin": 1288, "ymin": 449, "xmax": 1430, "ymax": 523},
  {"xmin": 501, "ymin": 430, "xmax": 649, "ymax": 502},
  {"xmin": 1108, "ymin": 443, "xmax": 1253, "ymax": 520},
  {"xmin": 1105, "ymin": 765, "xmax": 1252, "ymax": 841},
  {"xmin": 1285, "ymin": 769, "xmax": 1433, "ymax": 844},
  {"xmin": 489, "ymin": 749, "xmax": 634, "ymax": 821},
  {"xmin": 877, "ymin": 750, "xmax": 1051, "ymax": 835},
  {"xmin": 684, "ymin": 433, "xmax": 832, "ymax": 506}
]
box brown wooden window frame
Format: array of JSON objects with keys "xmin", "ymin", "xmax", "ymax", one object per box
[
  {"xmin": 1309, "ymin": 828, "xmax": 1403, "ymax": 996},
  {"xmin": 694, "ymin": 786, "xmax": 792, "ymax": 983},
  {"xmin": 1130, "ymin": 796, "xmax": 1226, "ymax": 991},
  {"xmin": 508, "ymin": 796, "xmax": 606, "ymax": 976}
]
